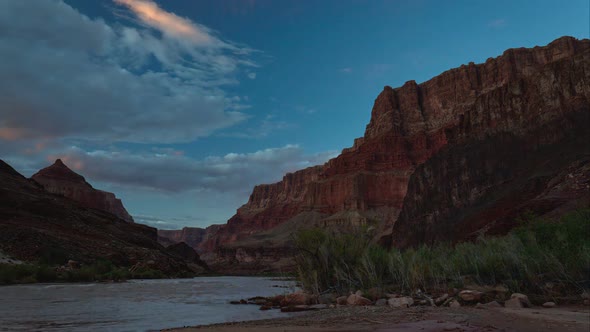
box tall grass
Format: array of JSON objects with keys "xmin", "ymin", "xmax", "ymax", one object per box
[{"xmin": 293, "ymin": 209, "xmax": 590, "ymax": 297}]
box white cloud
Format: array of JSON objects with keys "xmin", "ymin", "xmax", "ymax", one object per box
[
  {"xmin": 339, "ymin": 67, "xmax": 353, "ymax": 73},
  {"xmin": 247, "ymin": 72, "xmax": 257, "ymax": 79},
  {"xmin": 0, "ymin": 0, "xmax": 258, "ymax": 144}
]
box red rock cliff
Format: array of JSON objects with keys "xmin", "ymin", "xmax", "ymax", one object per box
[
  {"xmin": 158, "ymin": 225, "xmax": 221, "ymax": 252},
  {"xmin": 32, "ymin": 159, "xmax": 134, "ymax": 222},
  {"xmin": 202, "ymin": 36, "xmax": 590, "ymax": 267}
]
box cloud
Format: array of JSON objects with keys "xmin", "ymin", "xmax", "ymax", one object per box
[
  {"xmin": 247, "ymin": 72, "xmax": 257, "ymax": 79},
  {"xmin": 0, "ymin": 0, "xmax": 257, "ymax": 144},
  {"xmin": 487, "ymin": 18, "xmax": 507, "ymax": 28},
  {"xmin": 218, "ymin": 114, "xmax": 294, "ymax": 139},
  {"xmin": 46, "ymin": 145, "xmax": 337, "ymax": 193},
  {"xmin": 114, "ymin": 0, "xmax": 214, "ymax": 45},
  {"xmin": 339, "ymin": 67, "xmax": 353, "ymax": 73}
]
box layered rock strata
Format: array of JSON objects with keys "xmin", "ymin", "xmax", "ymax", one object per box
[
  {"xmin": 32, "ymin": 159, "xmax": 134, "ymax": 222},
  {"xmin": 190, "ymin": 36, "xmax": 589, "ymax": 270}
]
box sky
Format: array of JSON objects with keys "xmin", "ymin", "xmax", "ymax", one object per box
[{"xmin": 0, "ymin": 0, "xmax": 588, "ymax": 230}]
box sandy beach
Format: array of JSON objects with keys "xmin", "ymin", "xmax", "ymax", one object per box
[{"xmin": 165, "ymin": 305, "xmax": 590, "ymax": 332}]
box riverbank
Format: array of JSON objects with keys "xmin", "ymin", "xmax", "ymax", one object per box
[{"xmin": 165, "ymin": 305, "xmax": 590, "ymax": 332}]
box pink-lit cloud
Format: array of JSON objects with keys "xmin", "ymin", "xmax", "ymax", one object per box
[
  {"xmin": 0, "ymin": 127, "xmax": 26, "ymax": 140},
  {"xmin": 114, "ymin": 0, "xmax": 213, "ymax": 46}
]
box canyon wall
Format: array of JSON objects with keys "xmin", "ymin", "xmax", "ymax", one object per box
[{"xmin": 195, "ymin": 36, "xmax": 589, "ymax": 271}]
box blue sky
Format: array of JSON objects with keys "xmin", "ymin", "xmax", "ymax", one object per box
[{"xmin": 0, "ymin": 0, "xmax": 588, "ymax": 229}]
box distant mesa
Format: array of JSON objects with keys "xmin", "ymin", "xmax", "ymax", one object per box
[{"xmin": 32, "ymin": 159, "xmax": 134, "ymax": 222}]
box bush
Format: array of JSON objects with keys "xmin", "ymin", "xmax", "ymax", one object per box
[{"xmin": 293, "ymin": 209, "xmax": 590, "ymax": 296}]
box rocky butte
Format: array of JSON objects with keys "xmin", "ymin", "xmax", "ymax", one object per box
[
  {"xmin": 162, "ymin": 36, "xmax": 589, "ymax": 273},
  {"xmin": 0, "ymin": 159, "xmax": 201, "ymax": 275},
  {"xmin": 32, "ymin": 159, "xmax": 134, "ymax": 222}
]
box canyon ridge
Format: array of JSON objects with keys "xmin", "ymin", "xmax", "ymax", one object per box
[{"xmin": 159, "ymin": 36, "xmax": 590, "ymax": 273}]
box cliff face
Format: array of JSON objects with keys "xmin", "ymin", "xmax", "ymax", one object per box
[
  {"xmin": 158, "ymin": 225, "xmax": 221, "ymax": 252},
  {"xmin": 31, "ymin": 159, "xmax": 134, "ymax": 222},
  {"xmin": 199, "ymin": 36, "xmax": 589, "ymax": 270}
]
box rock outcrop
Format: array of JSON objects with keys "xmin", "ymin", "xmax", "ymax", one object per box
[
  {"xmin": 32, "ymin": 159, "xmax": 134, "ymax": 222},
  {"xmin": 199, "ymin": 36, "xmax": 590, "ymax": 270},
  {"xmin": 0, "ymin": 160, "xmax": 194, "ymax": 275},
  {"xmin": 158, "ymin": 225, "xmax": 221, "ymax": 251},
  {"xmin": 165, "ymin": 242, "xmax": 210, "ymax": 272}
]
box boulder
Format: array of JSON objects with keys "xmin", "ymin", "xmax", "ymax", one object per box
[
  {"xmin": 475, "ymin": 301, "xmax": 502, "ymax": 309},
  {"xmin": 504, "ymin": 298, "xmax": 524, "ymax": 309},
  {"xmin": 542, "ymin": 302, "xmax": 556, "ymax": 308},
  {"xmin": 308, "ymin": 304, "xmax": 329, "ymax": 310},
  {"xmin": 449, "ymin": 300, "xmax": 461, "ymax": 308},
  {"xmin": 388, "ymin": 297, "xmax": 414, "ymax": 308},
  {"xmin": 281, "ymin": 292, "xmax": 313, "ymax": 306},
  {"xmin": 280, "ymin": 305, "xmax": 312, "ymax": 312},
  {"xmin": 347, "ymin": 293, "xmax": 372, "ymax": 306},
  {"xmin": 336, "ymin": 296, "xmax": 348, "ymax": 305},
  {"xmin": 510, "ymin": 293, "xmax": 531, "ymax": 307},
  {"xmin": 459, "ymin": 290, "xmax": 482, "ymax": 302},
  {"xmin": 375, "ymin": 299, "xmax": 387, "ymax": 306},
  {"xmin": 435, "ymin": 294, "xmax": 449, "ymax": 305}
]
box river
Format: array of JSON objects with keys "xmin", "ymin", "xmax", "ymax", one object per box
[{"xmin": 0, "ymin": 276, "xmax": 300, "ymax": 331}]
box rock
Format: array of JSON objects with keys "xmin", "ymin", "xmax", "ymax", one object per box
[
  {"xmin": 459, "ymin": 290, "xmax": 483, "ymax": 302},
  {"xmin": 347, "ymin": 294, "xmax": 372, "ymax": 306},
  {"xmin": 165, "ymin": 242, "xmax": 209, "ymax": 271},
  {"xmin": 449, "ymin": 300, "xmax": 461, "ymax": 308},
  {"xmin": 308, "ymin": 304, "xmax": 329, "ymax": 310},
  {"xmin": 336, "ymin": 296, "xmax": 348, "ymax": 305},
  {"xmin": 281, "ymin": 292, "xmax": 313, "ymax": 306},
  {"xmin": 375, "ymin": 299, "xmax": 387, "ymax": 306},
  {"xmin": 510, "ymin": 293, "xmax": 532, "ymax": 307},
  {"xmin": 388, "ymin": 297, "xmax": 414, "ymax": 308},
  {"xmin": 31, "ymin": 159, "xmax": 134, "ymax": 222},
  {"xmin": 318, "ymin": 293, "xmax": 337, "ymax": 304},
  {"xmin": 259, "ymin": 305, "xmax": 272, "ymax": 310},
  {"xmin": 247, "ymin": 297, "xmax": 268, "ymax": 305},
  {"xmin": 504, "ymin": 298, "xmax": 524, "ymax": 309},
  {"xmin": 366, "ymin": 287, "xmax": 384, "ymax": 300},
  {"xmin": 542, "ymin": 302, "xmax": 556, "ymax": 308},
  {"xmin": 280, "ymin": 305, "xmax": 312, "ymax": 312},
  {"xmin": 475, "ymin": 301, "xmax": 502, "ymax": 309},
  {"xmin": 435, "ymin": 294, "xmax": 449, "ymax": 305},
  {"xmin": 67, "ymin": 260, "xmax": 80, "ymax": 269}
]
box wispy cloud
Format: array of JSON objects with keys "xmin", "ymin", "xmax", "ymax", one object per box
[
  {"xmin": 339, "ymin": 67, "xmax": 353, "ymax": 73},
  {"xmin": 487, "ymin": 18, "xmax": 507, "ymax": 29},
  {"xmin": 114, "ymin": 0, "xmax": 214, "ymax": 45}
]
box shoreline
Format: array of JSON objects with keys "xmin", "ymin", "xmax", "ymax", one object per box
[{"xmin": 164, "ymin": 305, "xmax": 590, "ymax": 332}]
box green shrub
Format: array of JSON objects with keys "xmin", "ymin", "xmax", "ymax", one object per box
[{"xmin": 293, "ymin": 209, "xmax": 590, "ymax": 296}]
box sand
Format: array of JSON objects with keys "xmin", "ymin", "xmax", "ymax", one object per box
[{"xmin": 164, "ymin": 305, "xmax": 590, "ymax": 332}]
